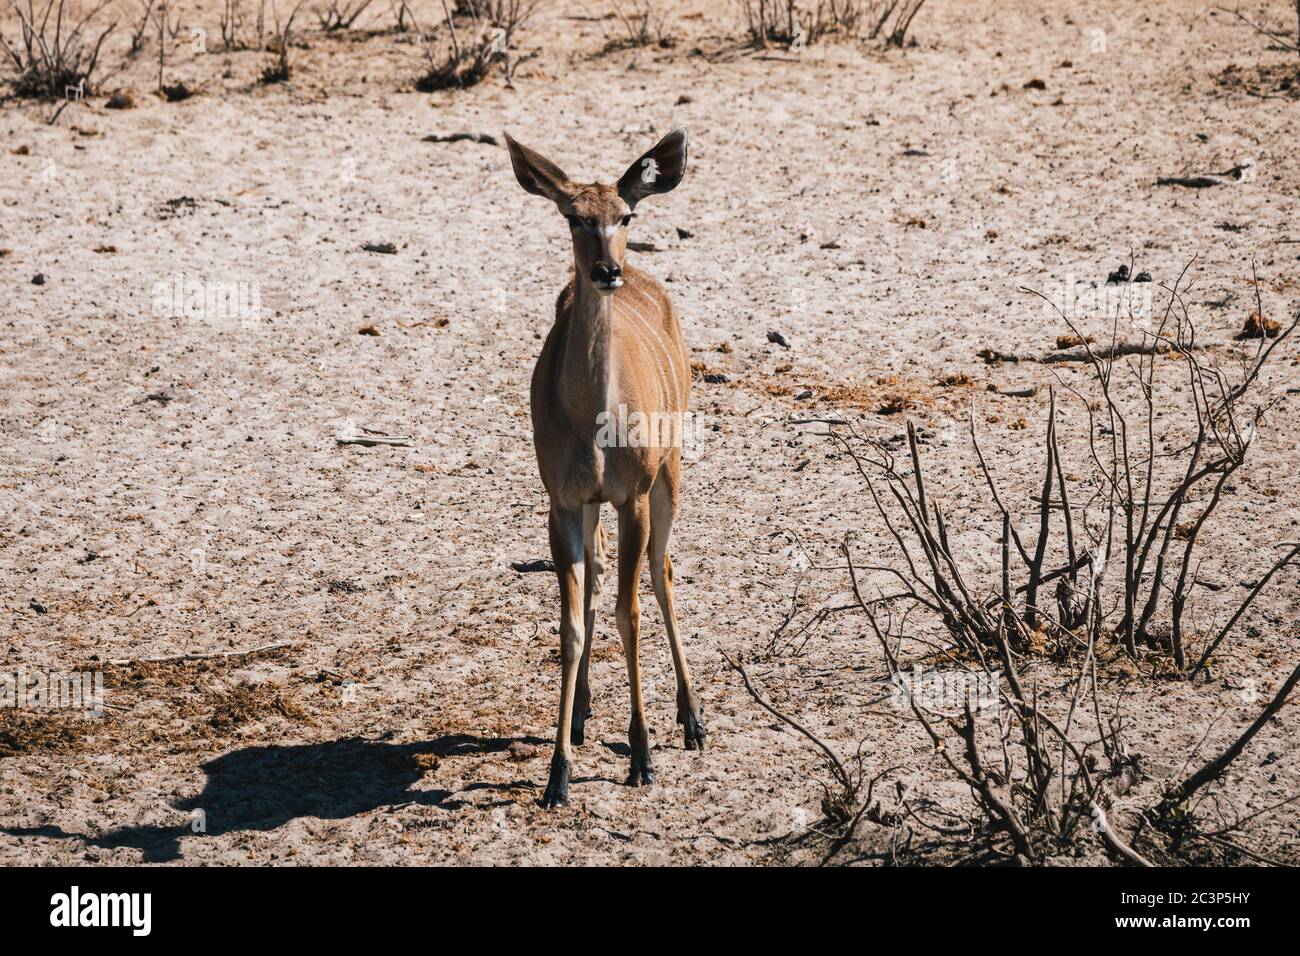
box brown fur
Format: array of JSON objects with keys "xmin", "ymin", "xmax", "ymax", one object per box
[
  {"xmin": 532, "ymin": 264, "xmax": 688, "ymax": 509},
  {"xmin": 505, "ymin": 129, "xmax": 705, "ymax": 807}
]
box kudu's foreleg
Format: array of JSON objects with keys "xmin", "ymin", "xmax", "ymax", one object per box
[
  {"xmin": 616, "ymin": 496, "xmax": 654, "ymax": 786},
  {"xmin": 572, "ymin": 503, "xmax": 605, "ymax": 746},
  {"xmin": 541, "ymin": 505, "xmax": 585, "ymax": 809}
]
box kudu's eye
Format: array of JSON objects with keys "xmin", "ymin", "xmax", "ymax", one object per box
[
  {"xmin": 565, "ymin": 214, "xmax": 580, "ymax": 228},
  {"xmin": 621, "ymin": 214, "xmax": 634, "ymax": 227}
]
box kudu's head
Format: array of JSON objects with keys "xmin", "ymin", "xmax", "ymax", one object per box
[{"xmin": 504, "ymin": 128, "xmax": 688, "ymax": 295}]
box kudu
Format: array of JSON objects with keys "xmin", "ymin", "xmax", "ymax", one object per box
[{"xmin": 503, "ymin": 128, "xmax": 705, "ymax": 808}]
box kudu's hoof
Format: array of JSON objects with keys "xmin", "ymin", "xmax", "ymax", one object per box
[
  {"xmin": 627, "ymin": 755, "xmax": 655, "ymax": 788},
  {"xmin": 539, "ymin": 754, "xmax": 571, "ymax": 809},
  {"xmin": 570, "ymin": 707, "xmax": 592, "ymax": 747},
  {"xmin": 679, "ymin": 709, "xmax": 707, "ymax": 751}
]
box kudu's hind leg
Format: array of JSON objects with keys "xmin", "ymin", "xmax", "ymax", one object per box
[
  {"xmin": 649, "ymin": 473, "xmax": 705, "ymax": 750},
  {"xmin": 616, "ymin": 497, "xmax": 654, "ymax": 786},
  {"xmin": 541, "ymin": 505, "xmax": 585, "ymax": 809},
  {"xmin": 572, "ymin": 504, "xmax": 605, "ymax": 746}
]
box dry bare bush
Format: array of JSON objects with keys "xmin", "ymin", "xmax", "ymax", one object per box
[
  {"xmin": 817, "ymin": 265, "xmax": 1299, "ymax": 673},
  {"xmin": 608, "ymin": 0, "xmax": 672, "ymax": 49},
  {"xmin": 866, "ymin": 0, "xmax": 926, "ymax": 46},
  {"xmin": 740, "ymin": 0, "xmax": 926, "ymax": 50},
  {"xmin": 261, "ymin": 0, "xmax": 306, "ymax": 83},
  {"xmin": 753, "ymin": 270, "xmax": 1300, "ymax": 864},
  {"xmin": 316, "ymin": 0, "xmax": 374, "ymax": 32},
  {"xmin": 414, "ymin": 0, "xmax": 540, "ymax": 92},
  {"xmin": 1216, "ymin": 2, "xmax": 1300, "ymax": 56},
  {"xmin": 845, "ymin": 570, "xmax": 1300, "ymax": 864},
  {"xmin": 220, "ymin": 0, "xmax": 267, "ymax": 50},
  {"xmin": 128, "ymin": 0, "xmax": 156, "ymax": 57},
  {"xmin": 740, "ymin": 0, "xmax": 815, "ymax": 48},
  {"xmin": 151, "ymin": 0, "xmax": 189, "ymax": 99},
  {"xmin": 220, "ymin": 0, "xmax": 240, "ymax": 46},
  {"xmin": 386, "ymin": 0, "xmax": 411, "ymax": 32},
  {"xmin": 0, "ymin": 0, "xmax": 117, "ymax": 98}
]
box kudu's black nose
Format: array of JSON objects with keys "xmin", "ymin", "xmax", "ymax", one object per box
[{"xmin": 591, "ymin": 262, "xmax": 622, "ymax": 285}]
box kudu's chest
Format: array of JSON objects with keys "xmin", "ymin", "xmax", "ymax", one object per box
[{"xmin": 530, "ymin": 278, "xmax": 689, "ymax": 509}]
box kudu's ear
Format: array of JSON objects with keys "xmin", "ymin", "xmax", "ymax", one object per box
[
  {"xmin": 617, "ymin": 127, "xmax": 688, "ymax": 210},
  {"xmin": 503, "ymin": 133, "xmax": 576, "ymax": 208}
]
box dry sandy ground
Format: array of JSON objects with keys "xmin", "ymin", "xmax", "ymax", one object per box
[{"xmin": 1, "ymin": 0, "xmax": 1298, "ymax": 865}]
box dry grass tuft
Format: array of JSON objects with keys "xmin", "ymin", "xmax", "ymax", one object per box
[
  {"xmin": 1215, "ymin": 61, "xmax": 1300, "ymax": 100},
  {"xmin": 0, "ymin": 0, "xmax": 117, "ymax": 99},
  {"xmin": 410, "ymin": 751, "xmax": 440, "ymax": 772},
  {"xmin": 0, "ymin": 710, "xmax": 93, "ymax": 757},
  {"xmin": 1237, "ymin": 312, "xmax": 1281, "ymax": 339},
  {"xmin": 877, "ymin": 393, "xmax": 917, "ymax": 415},
  {"xmin": 1055, "ymin": 333, "xmax": 1097, "ymax": 350},
  {"xmin": 415, "ymin": 0, "xmax": 540, "ymax": 92},
  {"xmin": 207, "ymin": 682, "xmax": 310, "ymax": 734}
]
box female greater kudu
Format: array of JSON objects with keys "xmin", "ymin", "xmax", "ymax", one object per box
[{"xmin": 503, "ymin": 128, "xmax": 706, "ymax": 808}]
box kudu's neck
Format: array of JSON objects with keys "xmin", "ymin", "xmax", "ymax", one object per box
[{"xmin": 560, "ymin": 273, "xmax": 619, "ymax": 423}]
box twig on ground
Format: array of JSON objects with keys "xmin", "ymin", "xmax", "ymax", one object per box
[
  {"xmin": 979, "ymin": 340, "xmax": 1200, "ymax": 365},
  {"xmin": 106, "ymin": 641, "xmax": 291, "ymax": 666},
  {"xmin": 510, "ymin": 559, "xmax": 555, "ymax": 573},
  {"xmin": 1089, "ymin": 800, "xmax": 1153, "ymax": 866}
]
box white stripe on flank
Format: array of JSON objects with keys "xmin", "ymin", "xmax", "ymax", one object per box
[{"xmin": 617, "ymin": 287, "xmax": 681, "ymax": 405}]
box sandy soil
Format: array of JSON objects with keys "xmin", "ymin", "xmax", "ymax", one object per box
[{"xmin": 1, "ymin": 0, "xmax": 1298, "ymax": 865}]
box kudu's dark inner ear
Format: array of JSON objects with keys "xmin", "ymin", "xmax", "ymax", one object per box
[
  {"xmin": 617, "ymin": 127, "xmax": 688, "ymax": 210},
  {"xmin": 504, "ymin": 134, "xmax": 574, "ymax": 207}
]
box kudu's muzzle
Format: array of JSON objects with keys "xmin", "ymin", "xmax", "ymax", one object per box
[{"xmin": 590, "ymin": 261, "xmax": 623, "ymax": 291}]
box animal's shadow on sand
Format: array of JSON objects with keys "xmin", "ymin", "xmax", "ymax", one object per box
[{"xmin": 2, "ymin": 734, "xmax": 548, "ymax": 863}]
